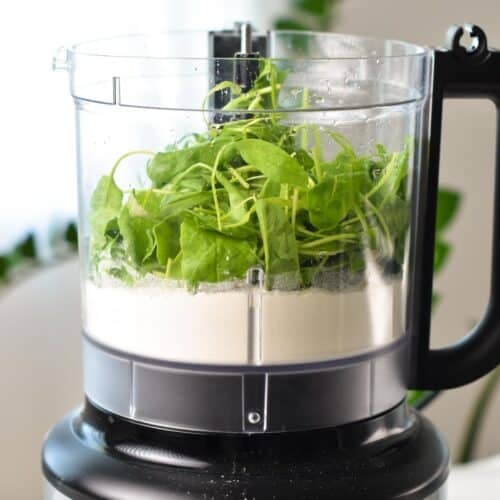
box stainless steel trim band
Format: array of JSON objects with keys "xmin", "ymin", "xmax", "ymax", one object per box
[{"xmin": 83, "ymin": 334, "xmax": 408, "ymax": 433}]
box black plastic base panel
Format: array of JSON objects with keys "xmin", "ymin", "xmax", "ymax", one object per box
[{"xmin": 42, "ymin": 401, "xmax": 449, "ymax": 500}]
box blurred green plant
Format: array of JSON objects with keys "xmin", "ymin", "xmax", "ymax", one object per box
[
  {"xmin": 0, "ymin": 234, "xmax": 38, "ymax": 284},
  {"xmin": 275, "ymin": 0, "xmax": 341, "ymax": 31},
  {"xmin": 0, "ymin": 222, "xmax": 77, "ymax": 286}
]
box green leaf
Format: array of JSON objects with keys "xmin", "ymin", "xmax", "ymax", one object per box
[
  {"xmin": 180, "ymin": 217, "xmax": 259, "ymax": 287},
  {"xmin": 436, "ymin": 189, "xmax": 461, "ymax": 232},
  {"xmin": 160, "ymin": 191, "xmax": 215, "ymax": 217},
  {"xmin": 108, "ymin": 266, "xmax": 134, "ymax": 286},
  {"xmin": 153, "ymin": 220, "xmax": 180, "ymax": 266},
  {"xmin": 235, "ymin": 139, "xmax": 308, "ymax": 187},
  {"xmin": 294, "ymin": 0, "xmax": 331, "ymax": 16},
  {"xmin": 349, "ymin": 251, "xmax": 365, "ymax": 273},
  {"xmin": 324, "ymin": 151, "xmax": 370, "ymax": 199},
  {"xmin": 117, "ymin": 190, "xmax": 172, "ymax": 267},
  {"xmin": 0, "ymin": 256, "xmax": 9, "ymax": 282},
  {"xmin": 216, "ymin": 171, "xmax": 247, "ymax": 222},
  {"xmin": 434, "ymin": 239, "xmax": 451, "ymax": 274},
  {"xmin": 293, "ymin": 149, "xmax": 315, "ymax": 171},
  {"xmin": 256, "ymin": 199, "xmax": 301, "ymax": 289},
  {"xmin": 166, "ymin": 251, "xmax": 184, "ymax": 280},
  {"xmin": 307, "ymin": 176, "xmax": 352, "ymax": 230},
  {"xmin": 274, "ymin": 17, "xmax": 310, "ymax": 30},
  {"xmin": 406, "ymin": 390, "xmax": 438, "ymax": 408},
  {"xmin": 203, "ymin": 80, "xmax": 242, "ymax": 111},
  {"xmin": 89, "ymin": 175, "xmax": 123, "ymax": 248},
  {"xmin": 16, "ymin": 234, "xmax": 37, "ymax": 258},
  {"xmin": 379, "ymin": 197, "xmax": 409, "ymax": 240},
  {"xmin": 432, "ymin": 292, "xmax": 441, "ymax": 309},
  {"xmin": 368, "ymin": 147, "xmax": 409, "ymax": 204},
  {"xmin": 118, "ymin": 203, "xmax": 156, "ymax": 267},
  {"xmin": 253, "ymin": 59, "xmax": 289, "ymax": 90},
  {"xmin": 132, "ymin": 189, "xmax": 165, "ymax": 215},
  {"xmin": 147, "ymin": 137, "xmax": 231, "ymax": 187},
  {"xmin": 64, "ymin": 222, "xmax": 78, "ymax": 249}
]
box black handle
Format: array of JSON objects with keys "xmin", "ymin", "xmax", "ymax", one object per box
[{"xmin": 410, "ymin": 24, "xmax": 500, "ymax": 389}]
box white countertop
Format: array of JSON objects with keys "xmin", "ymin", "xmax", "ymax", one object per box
[{"xmin": 449, "ymin": 455, "xmax": 500, "ymax": 499}]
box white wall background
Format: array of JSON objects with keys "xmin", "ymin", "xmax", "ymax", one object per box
[{"xmin": 1, "ymin": 1, "xmax": 500, "ymax": 499}]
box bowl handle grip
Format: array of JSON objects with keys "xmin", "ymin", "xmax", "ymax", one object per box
[{"xmin": 410, "ymin": 24, "xmax": 500, "ymax": 389}]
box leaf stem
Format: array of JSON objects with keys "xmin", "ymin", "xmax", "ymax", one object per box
[
  {"xmin": 211, "ymin": 144, "xmax": 232, "ymax": 231},
  {"xmin": 221, "ymin": 196, "xmax": 255, "ymax": 221},
  {"xmin": 299, "ymin": 233, "xmax": 357, "ymax": 249},
  {"xmin": 300, "ymin": 88, "xmax": 310, "ymax": 150},
  {"xmin": 110, "ymin": 149, "xmax": 156, "ymax": 178},
  {"xmin": 311, "ymin": 126, "xmax": 324, "ymax": 182},
  {"xmin": 291, "ymin": 188, "xmax": 299, "ymax": 232},
  {"xmin": 222, "ymin": 84, "xmax": 282, "ymax": 111},
  {"xmin": 299, "ymin": 249, "xmax": 346, "ymax": 256},
  {"xmin": 281, "ymin": 183, "xmax": 289, "ymax": 216},
  {"xmin": 165, "ymin": 258, "xmax": 173, "ymax": 279},
  {"xmin": 170, "ymin": 162, "xmax": 213, "ymax": 186},
  {"xmin": 270, "ymin": 65, "xmax": 278, "ymax": 117},
  {"xmin": 365, "ymin": 152, "xmax": 398, "ymax": 199},
  {"xmin": 353, "ymin": 203, "xmax": 371, "ymax": 237},
  {"xmin": 229, "ymin": 167, "xmax": 250, "ymax": 189},
  {"xmin": 364, "ymin": 197, "xmax": 394, "ymax": 255}
]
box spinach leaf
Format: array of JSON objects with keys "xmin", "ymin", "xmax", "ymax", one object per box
[
  {"xmin": 367, "ymin": 145, "xmax": 409, "ymax": 204},
  {"xmin": 118, "ymin": 198, "xmax": 156, "ymax": 267},
  {"xmin": 235, "ymin": 139, "xmax": 308, "ymax": 187},
  {"xmin": 90, "ymin": 175, "xmax": 123, "ymax": 248},
  {"xmin": 256, "ymin": 199, "xmax": 301, "ymax": 289},
  {"xmin": 160, "ymin": 191, "xmax": 215, "ymax": 217},
  {"xmin": 307, "ymin": 176, "xmax": 352, "ymax": 230},
  {"xmin": 216, "ymin": 171, "xmax": 248, "ymax": 222},
  {"xmin": 153, "ymin": 220, "xmax": 180, "ymax": 266},
  {"xmin": 180, "ymin": 217, "xmax": 259, "ymax": 287},
  {"xmin": 379, "ymin": 197, "xmax": 410, "ymax": 240},
  {"xmin": 148, "ymin": 136, "xmax": 231, "ymax": 187}
]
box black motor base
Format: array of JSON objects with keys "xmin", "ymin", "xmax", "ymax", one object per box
[{"xmin": 43, "ymin": 401, "xmax": 448, "ymax": 500}]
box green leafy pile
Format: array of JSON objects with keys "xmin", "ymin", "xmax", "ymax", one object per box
[{"xmin": 89, "ymin": 60, "xmax": 410, "ymax": 290}]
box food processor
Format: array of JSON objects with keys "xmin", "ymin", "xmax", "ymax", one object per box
[{"xmin": 43, "ymin": 23, "xmax": 500, "ymax": 499}]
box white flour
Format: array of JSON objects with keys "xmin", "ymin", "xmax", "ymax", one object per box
[{"xmin": 84, "ymin": 275, "xmax": 403, "ymax": 365}]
